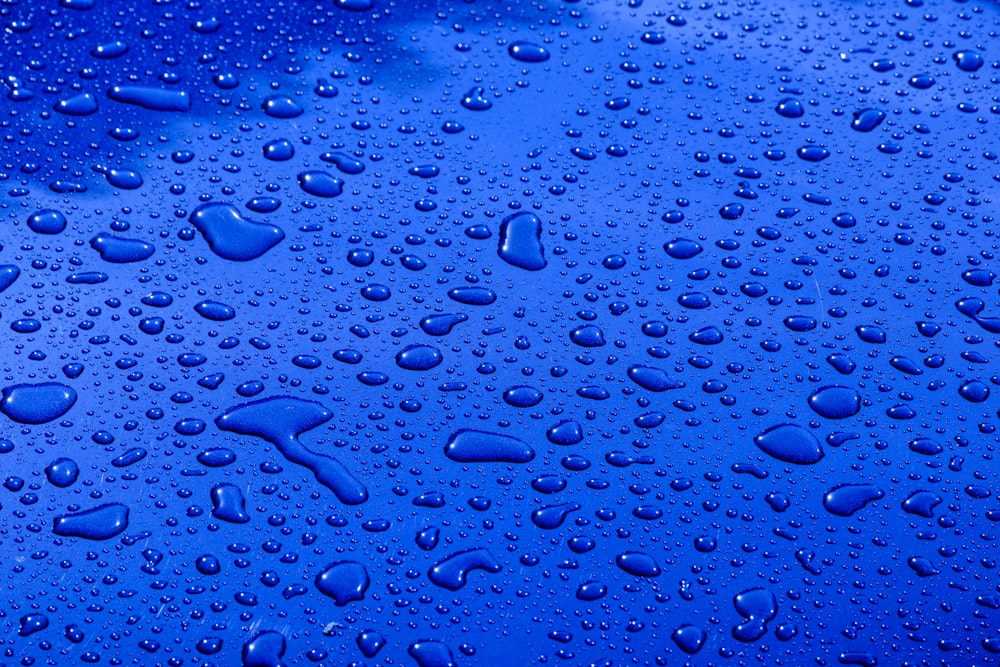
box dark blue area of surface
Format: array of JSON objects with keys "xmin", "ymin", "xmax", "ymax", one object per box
[{"xmin": 1, "ymin": 0, "xmax": 1000, "ymax": 665}]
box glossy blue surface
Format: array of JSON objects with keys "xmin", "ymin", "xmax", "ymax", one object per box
[{"xmin": 2, "ymin": 0, "xmax": 1000, "ymax": 665}]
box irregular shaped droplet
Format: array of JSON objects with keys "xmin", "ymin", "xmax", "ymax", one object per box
[
  {"xmin": 627, "ymin": 365, "xmax": 685, "ymax": 392},
  {"xmin": 262, "ymin": 95, "xmax": 302, "ymax": 118},
  {"xmin": 49, "ymin": 180, "xmax": 87, "ymax": 193},
  {"xmin": 888, "ymin": 356, "xmax": 922, "ymax": 375},
  {"xmin": 54, "ymin": 93, "xmax": 98, "ymax": 116},
  {"xmin": 902, "ymin": 491, "xmax": 941, "ymax": 518},
  {"xmin": 90, "ymin": 235, "xmax": 155, "ymax": 263},
  {"xmin": 953, "ymin": 50, "xmax": 984, "ymax": 72},
  {"xmin": 93, "ymin": 165, "xmax": 143, "ymax": 189},
  {"xmin": 320, "ymin": 151, "xmax": 365, "ymax": 174},
  {"xmin": 732, "ymin": 588, "xmax": 778, "ymax": 642},
  {"xmin": 807, "ymin": 385, "xmax": 861, "ymax": 419},
  {"xmin": 242, "ymin": 631, "xmax": 285, "ymax": 667},
  {"xmin": 444, "ymin": 429, "xmax": 535, "ymax": 463},
  {"xmin": 754, "ymin": 424, "xmax": 824, "ymax": 465},
  {"xmin": 497, "ymin": 212, "xmax": 545, "ymax": 270},
  {"xmin": 19, "ymin": 614, "xmax": 49, "ymax": 637},
  {"xmin": 823, "ymin": 483, "xmax": 885, "ymax": 516},
  {"xmin": 53, "ymin": 503, "xmax": 129, "ymax": 540},
  {"xmin": 189, "ymin": 203, "xmax": 285, "ymax": 261},
  {"xmin": 672, "ymin": 625, "xmax": 706, "ymax": 654},
  {"xmin": 461, "ymin": 86, "xmax": 491, "ymax": 110},
  {"xmin": 428, "ymin": 548, "xmax": 502, "ymax": 590},
  {"xmin": 416, "ymin": 526, "xmax": 440, "ymax": 551},
  {"xmin": 962, "ymin": 268, "xmax": 995, "ymax": 287},
  {"xmin": 395, "ymin": 344, "xmax": 443, "ymax": 371},
  {"xmin": 851, "ymin": 108, "xmax": 885, "ymax": 132},
  {"xmin": 1, "ymin": 382, "xmax": 77, "ymax": 424},
  {"xmin": 569, "ymin": 325, "xmax": 605, "ymax": 347},
  {"xmin": 108, "ymin": 85, "xmax": 191, "ymax": 111},
  {"xmin": 27, "ymin": 209, "xmax": 66, "ymax": 234},
  {"xmin": 0, "ymin": 265, "xmax": 19, "ymax": 293},
  {"xmin": 315, "ymin": 561, "xmax": 370, "ymax": 605},
  {"xmin": 419, "ymin": 313, "xmax": 467, "ymax": 336},
  {"xmin": 616, "ymin": 552, "xmax": 661, "ymax": 577},
  {"xmin": 216, "ymin": 397, "xmax": 368, "ymax": 504},
  {"xmin": 959, "ymin": 379, "xmax": 990, "ymax": 403},
  {"xmin": 531, "ymin": 503, "xmax": 581, "ymax": 529},
  {"xmin": 855, "ymin": 324, "xmax": 887, "ymax": 344},
  {"xmin": 546, "ymin": 419, "xmax": 583, "ymax": 445},
  {"xmin": 210, "ymin": 483, "xmax": 250, "ymax": 523},
  {"xmin": 907, "ymin": 556, "xmax": 940, "ymax": 577},
  {"xmin": 408, "ymin": 641, "xmax": 458, "ymax": 667}
]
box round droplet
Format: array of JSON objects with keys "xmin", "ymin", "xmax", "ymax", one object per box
[
  {"xmin": 45, "ymin": 457, "xmax": 80, "ymax": 487},
  {"xmin": 775, "ymin": 98, "xmax": 803, "ymax": 118},
  {"xmin": 807, "ymin": 386, "xmax": 861, "ymax": 419}
]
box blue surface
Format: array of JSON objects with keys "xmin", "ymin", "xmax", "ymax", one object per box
[{"xmin": 1, "ymin": 0, "xmax": 1000, "ymax": 665}]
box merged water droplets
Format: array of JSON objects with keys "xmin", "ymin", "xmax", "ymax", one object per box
[{"xmin": 188, "ymin": 203, "xmax": 285, "ymax": 261}]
